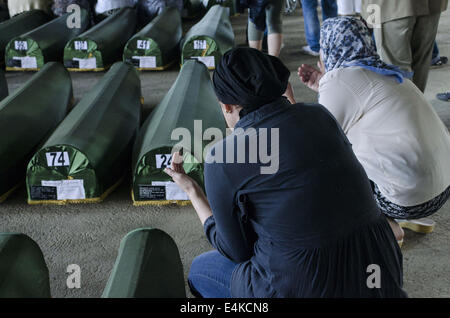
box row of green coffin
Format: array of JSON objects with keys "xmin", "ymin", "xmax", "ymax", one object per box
[
  {"xmin": 1, "ymin": 4, "xmax": 235, "ymax": 71},
  {"xmin": 0, "ymin": 229, "xmax": 186, "ymax": 298},
  {"xmin": 0, "ymin": 59, "xmax": 226, "ymax": 205}
]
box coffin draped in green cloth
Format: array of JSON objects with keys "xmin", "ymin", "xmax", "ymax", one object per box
[
  {"xmin": 0, "ymin": 233, "xmax": 51, "ymax": 298},
  {"xmin": 64, "ymin": 7, "xmax": 137, "ymax": 72},
  {"xmin": 0, "ymin": 10, "xmax": 49, "ymax": 67},
  {"xmin": 26, "ymin": 62, "xmax": 141, "ymax": 205},
  {"xmin": 0, "ymin": 62, "xmax": 72, "ymax": 203},
  {"xmin": 201, "ymin": 0, "xmax": 238, "ymax": 16},
  {"xmin": 5, "ymin": 10, "xmax": 89, "ymax": 71},
  {"xmin": 182, "ymin": 0, "xmax": 205, "ymax": 19},
  {"xmin": 123, "ymin": 7, "xmax": 182, "ymax": 71},
  {"xmin": 0, "ymin": 70, "xmax": 7, "ymax": 101},
  {"xmin": 181, "ymin": 5, "xmax": 234, "ymax": 70},
  {"xmin": 102, "ymin": 228, "xmax": 186, "ymax": 298},
  {"xmin": 132, "ymin": 60, "xmax": 226, "ymax": 205}
]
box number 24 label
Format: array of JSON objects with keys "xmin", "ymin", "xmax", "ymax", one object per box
[
  {"xmin": 46, "ymin": 152, "xmax": 70, "ymax": 167},
  {"xmin": 155, "ymin": 154, "xmax": 172, "ymax": 169}
]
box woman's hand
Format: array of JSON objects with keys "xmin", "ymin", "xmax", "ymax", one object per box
[
  {"xmin": 164, "ymin": 151, "xmax": 213, "ymax": 225},
  {"xmin": 164, "ymin": 152, "xmax": 198, "ymax": 196},
  {"xmin": 298, "ymin": 63, "xmax": 324, "ymax": 92},
  {"xmin": 283, "ymin": 82, "xmax": 296, "ymax": 104}
]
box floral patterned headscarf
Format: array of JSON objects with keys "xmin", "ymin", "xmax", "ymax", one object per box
[{"xmin": 320, "ymin": 17, "xmax": 412, "ymax": 83}]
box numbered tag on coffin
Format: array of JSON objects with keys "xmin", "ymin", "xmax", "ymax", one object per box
[
  {"xmin": 46, "ymin": 151, "xmax": 70, "ymax": 167},
  {"xmin": 155, "ymin": 154, "xmax": 172, "ymax": 169}
]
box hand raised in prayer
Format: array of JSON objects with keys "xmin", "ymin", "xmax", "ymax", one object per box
[{"xmin": 298, "ymin": 63, "xmax": 324, "ymax": 93}]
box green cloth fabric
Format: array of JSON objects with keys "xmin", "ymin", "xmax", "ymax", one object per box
[
  {"xmin": 0, "ymin": 62, "xmax": 71, "ymax": 202},
  {"xmin": 26, "ymin": 62, "xmax": 141, "ymax": 203},
  {"xmin": 102, "ymin": 228, "xmax": 186, "ymax": 298},
  {"xmin": 132, "ymin": 60, "xmax": 226, "ymax": 203},
  {"xmin": 181, "ymin": 5, "xmax": 235, "ymax": 69},
  {"xmin": 0, "ymin": 233, "xmax": 51, "ymax": 298},
  {"xmin": 5, "ymin": 10, "xmax": 89, "ymax": 70},
  {"xmin": 0, "ymin": 10, "xmax": 49, "ymax": 66},
  {"xmin": 64, "ymin": 7, "xmax": 137, "ymax": 70},
  {"xmin": 123, "ymin": 7, "xmax": 182, "ymax": 70},
  {"xmin": 0, "ymin": 69, "xmax": 7, "ymax": 101}
]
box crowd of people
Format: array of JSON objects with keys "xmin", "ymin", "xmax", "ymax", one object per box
[{"xmin": 0, "ymin": 0, "xmax": 449, "ymax": 298}]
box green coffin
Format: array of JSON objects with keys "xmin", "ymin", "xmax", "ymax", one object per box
[
  {"xmin": 182, "ymin": 0, "xmax": 205, "ymax": 19},
  {"xmin": 102, "ymin": 228, "xmax": 186, "ymax": 298},
  {"xmin": 0, "ymin": 233, "xmax": 51, "ymax": 298},
  {"xmin": 64, "ymin": 7, "xmax": 137, "ymax": 72},
  {"xmin": 181, "ymin": 5, "xmax": 234, "ymax": 70},
  {"xmin": 132, "ymin": 60, "xmax": 226, "ymax": 206},
  {"xmin": 26, "ymin": 62, "xmax": 141, "ymax": 205},
  {"xmin": 123, "ymin": 7, "xmax": 182, "ymax": 71},
  {"xmin": 0, "ymin": 10, "xmax": 49, "ymax": 67},
  {"xmin": 0, "ymin": 62, "xmax": 72, "ymax": 203},
  {"xmin": 0, "ymin": 70, "xmax": 7, "ymax": 101},
  {"xmin": 5, "ymin": 10, "xmax": 89, "ymax": 71}
]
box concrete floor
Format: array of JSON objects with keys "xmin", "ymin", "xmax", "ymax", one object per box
[{"xmin": 1, "ymin": 8, "xmax": 449, "ymax": 298}]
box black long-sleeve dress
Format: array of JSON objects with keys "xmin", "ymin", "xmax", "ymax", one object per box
[{"xmin": 203, "ymin": 98, "xmax": 407, "ymax": 298}]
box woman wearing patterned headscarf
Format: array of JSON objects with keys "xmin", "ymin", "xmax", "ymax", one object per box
[
  {"xmin": 298, "ymin": 17, "xmax": 450, "ymax": 244},
  {"xmin": 164, "ymin": 47, "xmax": 407, "ymax": 298}
]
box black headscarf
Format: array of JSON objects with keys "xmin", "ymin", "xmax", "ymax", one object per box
[{"xmin": 212, "ymin": 48, "xmax": 290, "ymax": 116}]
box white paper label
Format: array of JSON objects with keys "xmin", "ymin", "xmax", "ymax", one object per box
[
  {"xmin": 132, "ymin": 56, "xmax": 156, "ymax": 68},
  {"xmin": 73, "ymin": 57, "xmax": 97, "ymax": 69},
  {"xmin": 14, "ymin": 41, "xmax": 28, "ymax": 51},
  {"xmin": 155, "ymin": 154, "xmax": 172, "ymax": 169},
  {"xmin": 152, "ymin": 181, "xmax": 188, "ymax": 201},
  {"xmin": 42, "ymin": 180, "xmax": 86, "ymax": 200},
  {"xmin": 13, "ymin": 56, "xmax": 37, "ymax": 69},
  {"xmin": 193, "ymin": 56, "xmax": 215, "ymax": 68},
  {"xmin": 46, "ymin": 151, "xmax": 70, "ymax": 167},
  {"xmin": 137, "ymin": 40, "xmax": 150, "ymax": 50},
  {"xmin": 193, "ymin": 40, "xmax": 207, "ymax": 50},
  {"xmin": 74, "ymin": 41, "xmax": 88, "ymax": 51}
]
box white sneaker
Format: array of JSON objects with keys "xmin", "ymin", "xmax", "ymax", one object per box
[
  {"xmin": 301, "ymin": 45, "xmax": 320, "ymax": 57},
  {"xmin": 395, "ymin": 218, "xmax": 436, "ymax": 234}
]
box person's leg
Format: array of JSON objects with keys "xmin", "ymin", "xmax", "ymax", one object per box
[
  {"xmin": 300, "ymin": 0, "xmax": 320, "ymax": 53},
  {"xmin": 373, "ymin": 17, "xmax": 415, "ymax": 75},
  {"xmin": 411, "ymin": 13, "xmax": 441, "ymax": 92},
  {"xmin": 266, "ymin": 0, "xmax": 284, "ymax": 57},
  {"xmin": 248, "ymin": 18, "xmax": 264, "ymax": 51},
  {"xmin": 321, "ymin": 0, "xmax": 338, "ymax": 21},
  {"xmin": 188, "ymin": 250, "xmax": 238, "ymax": 298},
  {"xmin": 432, "ymin": 41, "xmax": 439, "ymax": 61}
]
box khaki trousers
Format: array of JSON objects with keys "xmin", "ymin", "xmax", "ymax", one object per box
[{"xmin": 374, "ymin": 13, "xmax": 441, "ymax": 92}]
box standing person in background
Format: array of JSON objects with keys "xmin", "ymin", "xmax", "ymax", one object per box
[
  {"xmin": 52, "ymin": 0, "xmax": 96, "ymax": 25},
  {"xmin": 240, "ymin": 0, "xmax": 285, "ymax": 57},
  {"xmin": 337, "ymin": 0, "xmax": 361, "ymax": 16},
  {"xmin": 300, "ymin": 0, "xmax": 337, "ymax": 57},
  {"xmin": 361, "ymin": 0, "xmax": 448, "ymax": 92},
  {"xmin": 7, "ymin": 0, "xmax": 53, "ymax": 17}
]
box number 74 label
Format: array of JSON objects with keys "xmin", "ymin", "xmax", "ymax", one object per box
[{"xmin": 46, "ymin": 152, "xmax": 70, "ymax": 167}]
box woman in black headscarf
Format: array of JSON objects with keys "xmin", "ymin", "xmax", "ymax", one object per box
[{"xmin": 165, "ymin": 48, "xmax": 407, "ymax": 298}]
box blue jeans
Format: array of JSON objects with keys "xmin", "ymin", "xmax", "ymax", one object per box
[
  {"xmin": 301, "ymin": 0, "xmax": 338, "ymax": 52},
  {"xmin": 188, "ymin": 250, "xmax": 238, "ymax": 298},
  {"xmin": 432, "ymin": 41, "xmax": 439, "ymax": 61}
]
